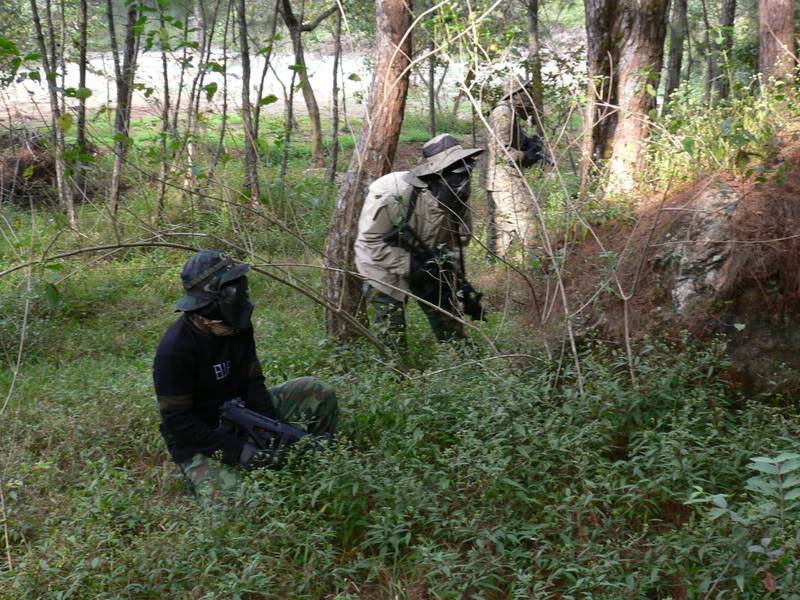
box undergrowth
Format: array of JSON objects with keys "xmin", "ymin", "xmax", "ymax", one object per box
[{"xmin": 1, "ymin": 242, "xmax": 799, "ymax": 598}]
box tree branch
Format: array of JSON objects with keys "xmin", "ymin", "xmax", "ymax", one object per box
[{"xmin": 301, "ymin": 4, "xmax": 337, "ymax": 32}]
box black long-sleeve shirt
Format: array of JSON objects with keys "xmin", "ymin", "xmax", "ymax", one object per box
[{"xmin": 152, "ymin": 315, "xmax": 274, "ymax": 464}]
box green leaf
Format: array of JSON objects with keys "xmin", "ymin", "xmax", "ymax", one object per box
[
  {"xmin": 57, "ymin": 113, "xmax": 73, "ymax": 133},
  {"xmin": 27, "ymin": 70, "xmax": 40, "ymax": 81},
  {"xmin": 43, "ymin": 263, "xmax": 64, "ymax": 271},
  {"xmin": 44, "ymin": 283, "xmax": 61, "ymax": 308},
  {"xmin": 784, "ymin": 488, "xmax": 800, "ymax": 501},
  {"xmin": 776, "ymin": 452, "xmax": 800, "ymax": 462},
  {"xmin": 22, "ymin": 165, "xmax": 34, "ymax": 179},
  {"xmin": 205, "ymin": 61, "xmax": 225, "ymax": 73},
  {"xmin": 681, "ymin": 137, "xmax": 695, "ymax": 155},
  {"xmin": 347, "ymin": 72, "xmax": 361, "ymax": 81},
  {"xmin": 288, "ymin": 64, "xmax": 305, "ymax": 72},
  {"xmin": 75, "ymin": 87, "xmax": 92, "ymax": 100},
  {"xmin": 711, "ymin": 494, "xmax": 727, "ymax": 509},
  {"xmin": 258, "ymin": 94, "xmax": 278, "ymax": 106},
  {"xmin": 23, "ymin": 51, "xmax": 41, "ymax": 61},
  {"xmin": 749, "ymin": 462, "xmax": 780, "ymax": 475},
  {"xmin": 733, "ymin": 323, "xmax": 746, "ymax": 331},
  {"xmin": 645, "ymin": 83, "xmax": 657, "ymax": 97},
  {"xmin": 203, "ymin": 82, "xmax": 217, "ymax": 101}
]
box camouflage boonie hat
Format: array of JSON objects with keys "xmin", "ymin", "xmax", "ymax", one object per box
[
  {"xmin": 175, "ymin": 250, "xmax": 250, "ymax": 312},
  {"xmin": 411, "ymin": 134, "xmax": 484, "ymax": 177},
  {"xmin": 501, "ymin": 77, "xmax": 532, "ymax": 100}
]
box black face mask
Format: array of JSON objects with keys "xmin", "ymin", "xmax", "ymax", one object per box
[
  {"xmin": 430, "ymin": 162, "xmax": 473, "ymax": 215},
  {"xmin": 217, "ymin": 277, "xmax": 254, "ymax": 330}
]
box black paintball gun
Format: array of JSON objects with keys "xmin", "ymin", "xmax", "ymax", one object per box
[
  {"xmin": 383, "ymin": 224, "xmax": 487, "ymax": 321},
  {"xmin": 220, "ymin": 398, "xmax": 330, "ymax": 467}
]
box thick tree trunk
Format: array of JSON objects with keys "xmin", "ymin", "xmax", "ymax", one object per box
[
  {"xmin": 526, "ymin": 0, "xmax": 544, "ymax": 134},
  {"xmin": 322, "ymin": 0, "xmax": 413, "ymax": 341},
  {"xmin": 663, "ymin": 0, "xmax": 687, "ymax": 109},
  {"xmin": 237, "ymin": 0, "xmax": 261, "ymax": 206},
  {"xmin": 759, "ymin": 0, "xmax": 795, "ymax": 82},
  {"xmin": 714, "ymin": 0, "xmax": 736, "ymax": 101},
  {"xmin": 582, "ymin": 0, "xmax": 669, "ymax": 196}
]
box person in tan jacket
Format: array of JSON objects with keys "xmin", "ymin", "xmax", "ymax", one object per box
[
  {"xmin": 485, "ymin": 79, "xmax": 549, "ymax": 259},
  {"xmin": 355, "ymin": 134, "xmax": 484, "ymax": 351}
]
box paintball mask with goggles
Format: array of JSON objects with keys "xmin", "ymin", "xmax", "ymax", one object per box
[{"xmin": 175, "ymin": 250, "xmax": 254, "ymax": 330}]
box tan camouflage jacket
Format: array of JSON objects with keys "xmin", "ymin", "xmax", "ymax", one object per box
[
  {"xmin": 354, "ymin": 171, "xmax": 470, "ymax": 301},
  {"xmin": 485, "ymin": 101, "xmax": 526, "ymax": 191}
]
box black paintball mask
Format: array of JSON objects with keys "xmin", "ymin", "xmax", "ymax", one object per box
[
  {"xmin": 428, "ymin": 159, "xmax": 475, "ymax": 215},
  {"xmin": 176, "ymin": 250, "xmax": 254, "ymax": 330}
]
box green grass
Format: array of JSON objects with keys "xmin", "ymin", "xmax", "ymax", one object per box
[{"xmin": 3, "ymin": 107, "xmax": 800, "ymax": 599}]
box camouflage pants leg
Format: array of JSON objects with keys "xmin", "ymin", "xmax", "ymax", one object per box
[
  {"xmin": 364, "ymin": 283, "xmax": 407, "ymax": 353},
  {"xmin": 179, "ymin": 453, "xmax": 242, "ymax": 502},
  {"xmin": 268, "ymin": 376, "xmax": 338, "ymax": 437},
  {"xmin": 489, "ymin": 183, "xmax": 536, "ymax": 258}
]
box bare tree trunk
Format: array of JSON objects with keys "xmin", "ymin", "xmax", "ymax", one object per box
[
  {"xmin": 30, "ymin": 0, "xmax": 76, "ymax": 229},
  {"xmin": 663, "ymin": 0, "xmax": 687, "ymax": 110},
  {"xmin": 211, "ymin": 0, "xmax": 233, "ymax": 176},
  {"xmin": 699, "ymin": 0, "xmax": 715, "ymax": 103},
  {"xmin": 526, "ymin": 0, "xmax": 544, "ymax": 134},
  {"xmin": 280, "ymin": 0, "xmax": 336, "ymax": 168},
  {"xmin": 253, "ymin": 1, "xmax": 280, "ymax": 140},
  {"xmin": 76, "ymin": 0, "xmax": 88, "ymax": 197},
  {"xmin": 714, "ymin": 0, "xmax": 736, "ymax": 101},
  {"xmin": 108, "ymin": 5, "xmax": 140, "ymax": 220},
  {"xmin": 237, "ymin": 0, "xmax": 261, "ymax": 206},
  {"xmin": 582, "ymin": 0, "xmax": 670, "ymax": 196},
  {"xmin": 328, "ymin": 8, "xmax": 343, "ymax": 185},
  {"xmin": 428, "ymin": 40, "xmax": 436, "ymax": 136},
  {"xmin": 759, "ymin": 0, "xmax": 796, "ymax": 82},
  {"xmin": 322, "ymin": 0, "xmax": 413, "ymax": 341},
  {"xmin": 157, "ymin": 6, "xmax": 171, "ymax": 222}
]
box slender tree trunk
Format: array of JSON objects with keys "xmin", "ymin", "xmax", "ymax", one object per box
[
  {"xmin": 428, "ymin": 40, "xmax": 436, "ymax": 136},
  {"xmin": 699, "ymin": 0, "xmax": 715, "ymax": 103},
  {"xmin": 157, "ymin": 7, "xmax": 171, "ymax": 222},
  {"xmin": 280, "ymin": 0, "xmax": 334, "ymax": 168},
  {"xmin": 582, "ymin": 0, "xmax": 670, "ymax": 195},
  {"xmin": 526, "ymin": 0, "xmax": 544, "ymax": 134},
  {"xmin": 714, "ymin": 0, "xmax": 736, "ymax": 101},
  {"xmin": 211, "ymin": 0, "xmax": 233, "ymax": 176},
  {"xmin": 759, "ymin": 0, "xmax": 795, "ymax": 83},
  {"xmin": 237, "ymin": 0, "xmax": 261, "ymax": 206},
  {"xmin": 328, "ymin": 8, "xmax": 343, "ymax": 184},
  {"xmin": 254, "ymin": 1, "xmax": 280, "ymax": 140},
  {"xmin": 108, "ymin": 5, "xmax": 140, "ymax": 219},
  {"xmin": 30, "ymin": 0, "xmax": 76, "ymax": 228},
  {"xmin": 322, "ymin": 0, "xmax": 413, "ymax": 341},
  {"xmin": 663, "ymin": 0, "xmax": 687, "ymax": 110},
  {"xmin": 76, "ymin": 0, "xmax": 88, "ymax": 197}
]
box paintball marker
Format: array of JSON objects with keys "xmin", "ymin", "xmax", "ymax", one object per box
[
  {"xmin": 220, "ymin": 398, "xmax": 330, "ymax": 467},
  {"xmin": 382, "ymin": 224, "xmax": 487, "ymax": 321}
]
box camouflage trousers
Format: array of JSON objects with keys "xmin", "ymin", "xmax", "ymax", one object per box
[
  {"xmin": 487, "ymin": 185, "xmax": 536, "ymax": 259},
  {"xmin": 179, "ymin": 376, "xmax": 338, "ymax": 501},
  {"xmin": 364, "ymin": 283, "xmax": 464, "ymax": 353}
]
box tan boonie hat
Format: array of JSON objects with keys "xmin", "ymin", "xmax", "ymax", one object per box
[{"xmin": 411, "ymin": 133, "xmax": 484, "ymax": 177}]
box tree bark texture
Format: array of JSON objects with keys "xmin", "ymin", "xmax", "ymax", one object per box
[
  {"xmin": 526, "ymin": 0, "xmax": 544, "ymax": 134},
  {"xmin": 663, "ymin": 0, "xmax": 687, "ymax": 107},
  {"xmin": 76, "ymin": 0, "xmax": 88, "ymax": 196},
  {"xmin": 322, "ymin": 0, "xmax": 413, "ymax": 341},
  {"xmin": 582, "ymin": 0, "xmax": 669, "ymax": 195},
  {"xmin": 759, "ymin": 0, "xmax": 795, "ymax": 82}
]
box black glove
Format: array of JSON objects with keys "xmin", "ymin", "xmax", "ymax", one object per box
[
  {"xmin": 519, "ymin": 134, "xmax": 550, "ymax": 168},
  {"xmin": 239, "ymin": 441, "xmax": 279, "ymax": 470}
]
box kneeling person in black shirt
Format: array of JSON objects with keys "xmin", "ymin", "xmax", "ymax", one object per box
[{"xmin": 153, "ymin": 250, "xmax": 338, "ymax": 499}]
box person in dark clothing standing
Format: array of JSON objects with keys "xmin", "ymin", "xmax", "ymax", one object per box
[{"xmin": 153, "ymin": 250, "xmax": 338, "ymax": 499}]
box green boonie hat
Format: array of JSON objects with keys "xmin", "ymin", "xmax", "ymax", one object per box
[
  {"xmin": 411, "ymin": 133, "xmax": 484, "ymax": 178},
  {"xmin": 175, "ymin": 250, "xmax": 250, "ymax": 312}
]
